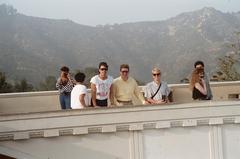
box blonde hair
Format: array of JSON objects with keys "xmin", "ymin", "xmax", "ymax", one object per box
[
  {"xmin": 152, "ymin": 67, "xmax": 161, "ymax": 74},
  {"xmin": 190, "ymin": 68, "xmax": 204, "ymax": 90}
]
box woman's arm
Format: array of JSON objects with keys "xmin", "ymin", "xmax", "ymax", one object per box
[
  {"xmin": 90, "ymin": 83, "xmax": 97, "ymax": 106},
  {"xmin": 195, "ymin": 80, "xmax": 207, "ymax": 95}
]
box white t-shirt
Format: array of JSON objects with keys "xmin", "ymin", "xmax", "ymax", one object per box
[
  {"xmin": 144, "ymin": 81, "xmax": 170, "ymax": 100},
  {"xmin": 90, "ymin": 75, "xmax": 113, "ymax": 100},
  {"xmin": 71, "ymin": 84, "xmax": 88, "ymax": 109}
]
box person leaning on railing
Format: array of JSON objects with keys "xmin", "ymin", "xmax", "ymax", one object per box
[
  {"xmin": 71, "ymin": 72, "xmax": 88, "ymax": 109},
  {"xmin": 90, "ymin": 62, "xmax": 113, "ymax": 107},
  {"xmin": 144, "ymin": 67, "xmax": 172, "ymax": 104},
  {"xmin": 111, "ymin": 64, "xmax": 147, "ymax": 106}
]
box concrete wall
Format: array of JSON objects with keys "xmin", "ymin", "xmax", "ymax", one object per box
[
  {"xmin": 0, "ymin": 81, "xmax": 240, "ymax": 114},
  {"xmin": 0, "ymin": 101, "xmax": 240, "ymax": 159}
]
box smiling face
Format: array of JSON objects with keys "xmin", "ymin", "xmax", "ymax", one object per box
[
  {"xmin": 119, "ymin": 64, "xmax": 130, "ymax": 81},
  {"xmin": 98, "ymin": 62, "xmax": 108, "ymax": 79},
  {"xmin": 152, "ymin": 68, "xmax": 161, "ymax": 83},
  {"xmin": 99, "ymin": 65, "xmax": 108, "ymax": 78},
  {"xmin": 120, "ymin": 68, "xmax": 129, "ymax": 81}
]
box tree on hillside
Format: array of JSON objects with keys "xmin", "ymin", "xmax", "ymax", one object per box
[
  {"xmin": 71, "ymin": 67, "xmax": 98, "ymax": 88},
  {"xmin": 82, "ymin": 67, "xmax": 98, "ymax": 88},
  {"xmin": 212, "ymin": 32, "xmax": 240, "ymax": 81},
  {"xmin": 14, "ymin": 79, "xmax": 34, "ymax": 92},
  {"xmin": 136, "ymin": 79, "xmax": 145, "ymax": 86},
  {"xmin": 0, "ymin": 4, "xmax": 17, "ymax": 16},
  {"xmin": 38, "ymin": 76, "xmax": 57, "ymax": 91},
  {"xmin": 0, "ymin": 71, "xmax": 13, "ymax": 93}
]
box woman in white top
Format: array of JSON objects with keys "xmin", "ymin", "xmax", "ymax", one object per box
[{"xmin": 90, "ymin": 62, "xmax": 113, "ymax": 107}]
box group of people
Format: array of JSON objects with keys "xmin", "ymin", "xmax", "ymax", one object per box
[{"xmin": 56, "ymin": 60, "xmax": 212, "ymax": 110}]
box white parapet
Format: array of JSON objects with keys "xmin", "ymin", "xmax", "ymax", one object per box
[
  {"xmin": 0, "ymin": 81, "xmax": 240, "ymax": 114},
  {"xmin": 0, "ymin": 101, "xmax": 240, "ymax": 159}
]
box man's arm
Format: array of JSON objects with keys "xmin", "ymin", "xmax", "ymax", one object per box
[
  {"xmin": 134, "ymin": 81, "xmax": 146, "ymax": 104},
  {"xmin": 110, "ymin": 83, "xmax": 119, "ymax": 106},
  {"xmin": 79, "ymin": 94, "xmax": 86, "ymax": 107},
  {"xmin": 109, "ymin": 84, "xmax": 114, "ymax": 106}
]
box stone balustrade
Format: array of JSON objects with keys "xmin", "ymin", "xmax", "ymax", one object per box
[{"xmin": 0, "ymin": 81, "xmax": 240, "ymax": 114}]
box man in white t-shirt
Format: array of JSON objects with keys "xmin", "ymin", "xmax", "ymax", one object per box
[
  {"xmin": 90, "ymin": 62, "xmax": 113, "ymax": 107},
  {"xmin": 71, "ymin": 72, "xmax": 88, "ymax": 109}
]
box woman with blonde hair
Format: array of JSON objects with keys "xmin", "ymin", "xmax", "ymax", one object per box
[{"xmin": 190, "ymin": 67, "xmax": 207, "ymax": 100}]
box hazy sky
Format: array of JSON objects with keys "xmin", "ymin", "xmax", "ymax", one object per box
[{"xmin": 1, "ymin": 0, "xmax": 240, "ymax": 26}]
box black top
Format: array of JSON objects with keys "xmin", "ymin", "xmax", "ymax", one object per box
[{"xmin": 192, "ymin": 87, "xmax": 207, "ymax": 100}]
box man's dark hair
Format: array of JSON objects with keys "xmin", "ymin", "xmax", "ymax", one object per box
[
  {"xmin": 194, "ymin": 61, "xmax": 204, "ymax": 68},
  {"xmin": 60, "ymin": 66, "xmax": 69, "ymax": 72},
  {"xmin": 75, "ymin": 72, "xmax": 85, "ymax": 83},
  {"xmin": 99, "ymin": 62, "xmax": 108, "ymax": 69},
  {"xmin": 120, "ymin": 64, "xmax": 129, "ymax": 71}
]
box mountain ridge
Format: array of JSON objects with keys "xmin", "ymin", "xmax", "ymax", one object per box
[{"xmin": 0, "ymin": 4, "xmax": 240, "ymax": 86}]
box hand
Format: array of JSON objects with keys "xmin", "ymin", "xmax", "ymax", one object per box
[
  {"xmin": 156, "ymin": 100, "xmax": 167, "ymax": 104},
  {"xmin": 200, "ymin": 78, "xmax": 206, "ymax": 84},
  {"xmin": 67, "ymin": 73, "xmax": 71, "ymax": 80},
  {"xmin": 143, "ymin": 100, "xmax": 149, "ymax": 105}
]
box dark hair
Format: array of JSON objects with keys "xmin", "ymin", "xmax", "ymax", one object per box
[
  {"xmin": 60, "ymin": 66, "xmax": 69, "ymax": 72},
  {"xmin": 99, "ymin": 62, "xmax": 108, "ymax": 69},
  {"xmin": 75, "ymin": 72, "xmax": 85, "ymax": 83},
  {"xmin": 194, "ymin": 61, "xmax": 204, "ymax": 68},
  {"xmin": 120, "ymin": 64, "xmax": 129, "ymax": 71}
]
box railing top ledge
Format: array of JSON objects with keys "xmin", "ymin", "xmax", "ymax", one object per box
[
  {"xmin": 1, "ymin": 81, "xmax": 240, "ymax": 98},
  {"xmin": 0, "ymin": 100, "xmax": 240, "ymax": 120}
]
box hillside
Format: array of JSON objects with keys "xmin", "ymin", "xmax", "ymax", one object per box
[{"xmin": 0, "ymin": 4, "xmax": 240, "ymax": 85}]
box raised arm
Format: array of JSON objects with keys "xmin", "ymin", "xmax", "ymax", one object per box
[
  {"xmin": 195, "ymin": 80, "xmax": 207, "ymax": 95},
  {"xmin": 56, "ymin": 78, "xmax": 62, "ymax": 89}
]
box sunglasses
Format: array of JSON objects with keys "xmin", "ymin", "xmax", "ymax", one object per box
[
  {"xmin": 152, "ymin": 73, "xmax": 160, "ymax": 76},
  {"xmin": 100, "ymin": 68, "xmax": 108, "ymax": 71},
  {"xmin": 121, "ymin": 70, "xmax": 129, "ymax": 73}
]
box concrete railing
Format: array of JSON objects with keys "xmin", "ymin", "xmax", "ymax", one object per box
[
  {"xmin": 0, "ymin": 81, "xmax": 240, "ymax": 114},
  {"xmin": 0, "ymin": 101, "xmax": 240, "ymax": 159}
]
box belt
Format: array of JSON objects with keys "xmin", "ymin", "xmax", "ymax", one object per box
[
  {"xmin": 117, "ymin": 100, "xmax": 132, "ymax": 103},
  {"xmin": 61, "ymin": 92, "xmax": 71, "ymax": 95}
]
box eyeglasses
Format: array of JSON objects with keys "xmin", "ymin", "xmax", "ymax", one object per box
[
  {"xmin": 100, "ymin": 68, "xmax": 108, "ymax": 71},
  {"xmin": 152, "ymin": 73, "xmax": 160, "ymax": 76},
  {"xmin": 121, "ymin": 70, "xmax": 129, "ymax": 73}
]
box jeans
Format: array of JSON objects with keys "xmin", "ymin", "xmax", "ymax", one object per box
[{"xmin": 59, "ymin": 93, "xmax": 71, "ymax": 109}]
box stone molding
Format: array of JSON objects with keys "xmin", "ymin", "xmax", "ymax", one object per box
[{"xmin": 0, "ymin": 101, "xmax": 240, "ymax": 141}]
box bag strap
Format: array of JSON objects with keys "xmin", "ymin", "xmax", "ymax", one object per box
[{"xmin": 151, "ymin": 83, "xmax": 161, "ymax": 99}]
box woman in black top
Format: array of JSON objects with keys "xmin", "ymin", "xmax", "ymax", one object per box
[{"xmin": 190, "ymin": 68, "xmax": 207, "ymax": 100}]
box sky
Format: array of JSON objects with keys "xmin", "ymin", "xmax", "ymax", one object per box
[{"xmin": 0, "ymin": 0, "xmax": 240, "ymax": 26}]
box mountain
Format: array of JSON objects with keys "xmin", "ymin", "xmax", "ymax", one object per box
[{"xmin": 0, "ymin": 4, "xmax": 240, "ymax": 86}]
